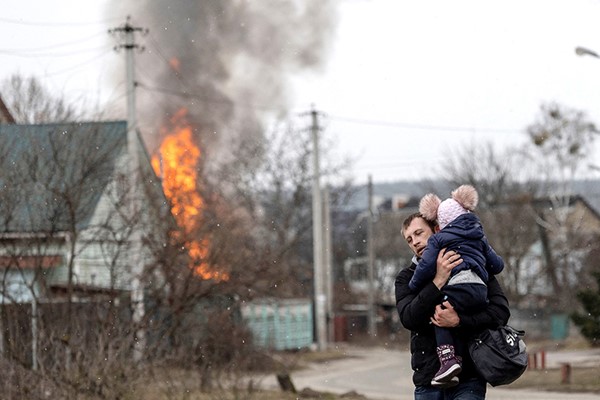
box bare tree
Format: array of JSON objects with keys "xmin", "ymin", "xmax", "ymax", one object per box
[
  {"xmin": 523, "ymin": 102, "xmax": 598, "ymax": 310},
  {"xmin": 438, "ymin": 103, "xmax": 599, "ymax": 311},
  {"xmin": 0, "ymin": 75, "xmax": 90, "ymax": 124},
  {"xmin": 527, "ymin": 102, "xmax": 597, "ymax": 185},
  {"xmin": 119, "ymin": 116, "xmax": 355, "ymax": 391},
  {"xmin": 211, "ymin": 120, "xmax": 354, "ymax": 299},
  {"xmin": 439, "ymin": 141, "xmax": 533, "ymax": 207}
]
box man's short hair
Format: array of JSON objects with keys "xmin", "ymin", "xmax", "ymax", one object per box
[{"xmin": 401, "ymin": 212, "xmax": 437, "ymax": 235}]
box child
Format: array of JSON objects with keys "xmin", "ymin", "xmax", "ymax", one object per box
[{"xmin": 409, "ymin": 184, "xmax": 504, "ymax": 387}]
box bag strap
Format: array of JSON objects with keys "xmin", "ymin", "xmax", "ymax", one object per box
[{"xmin": 505, "ymin": 325, "xmax": 525, "ymax": 337}]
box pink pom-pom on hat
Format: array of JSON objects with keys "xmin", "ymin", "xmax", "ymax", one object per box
[
  {"xmin": 419, "ymin": 193, "xmax": 441, "ymax": 222},
  {"xmin": 451, "ymin": 184, "xmax": 478, "ymax": 211}
]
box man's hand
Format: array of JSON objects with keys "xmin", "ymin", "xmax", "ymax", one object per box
[
  {"xmin": 431, "ymin": 301, "xmax": 460, "ymax": 328},
  {"xmin": 432, "ymin": 248, "xmax": 463, "ymax": 289}
]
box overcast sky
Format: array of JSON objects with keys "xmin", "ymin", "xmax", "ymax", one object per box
[{"xmin": 1, "ymin": 0, "xmax": 600, "ymax": 184}]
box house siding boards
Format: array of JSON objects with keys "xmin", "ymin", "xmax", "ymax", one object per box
[
  {"xmin": 72, "ymin": 242, "xmax": 129, "ymax": 289},
  {"xmin": 74, "ymin": 152, "xmax": 133, "ymax": 290}
]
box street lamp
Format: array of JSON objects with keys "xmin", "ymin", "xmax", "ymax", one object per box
[{"xmin": 575, "ymin": 46, "xmax": 600, "ymax": 58}]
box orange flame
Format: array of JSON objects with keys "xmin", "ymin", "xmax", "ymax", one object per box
[{"xmin": 152, "ymin": 108, "xmax": 228, "ymax": 281}]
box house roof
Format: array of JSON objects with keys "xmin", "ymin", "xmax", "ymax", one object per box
[
  {"xmin": 0, "ymin": 121, "xmax": 128, "ymax": 233},
  {"xmin": 531, "ymin": 194, "xmax": 600, "ymax": 221}
]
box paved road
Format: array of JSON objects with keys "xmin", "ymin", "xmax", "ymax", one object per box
[{"xmin": 259, "ymin": 345, "xmax": 600, "ymax": 400}]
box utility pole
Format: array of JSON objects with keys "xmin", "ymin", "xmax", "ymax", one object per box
[
  {"xmin": 110, "ymin": 16, "xmax": 147, "ymax": 363},
  {"xmin": 367, "ymin": 175, "xmax": 376, "ymax": 338},
  {"xmin": 323, "ymin": 185, "xmax": 334, "ymax": 343},
  {"xmin": 311, "ymin": 106, "xmax": 327, "ymax": 351}
]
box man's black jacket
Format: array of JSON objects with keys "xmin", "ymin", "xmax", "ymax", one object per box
[{"xmin": 395, "ymin": 262, "xmax": 510, "ymax": 386}]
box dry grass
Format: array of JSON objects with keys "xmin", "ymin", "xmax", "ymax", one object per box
[
  {"xmin": 133, "ymin": 382, "xmax": 363, "ymax": 400},
  {"xmin": 506, "ymin": 366, "xmax": 600, "ymax": 394},
  {"xmin": 127, "ymin": 340, "xmax": 600, "ymax": 399},
  {"xmin": 150, "ymin": 390, "xmax": 363, "ymax": 399},
  {"xmin": 125, "ymin": 349, "xmax": 366, "ymax": 400},
  {"xmin": 494, "ymin": 336, "xmax": 599, "ymax": 394},
  {"xmin": 290, "ymin": 347, "xmax": 351, "ymax": 364},
  {"xmin": 132, "ymin": 367, "xmax": 600, "ymax": 399},
  {"xmin": 527, "ymin": 337, "xmax": 592, "ymax": 352},
  {"xmin": 133, "ymin": 388, "xmax": 341, "ymax": 400}
]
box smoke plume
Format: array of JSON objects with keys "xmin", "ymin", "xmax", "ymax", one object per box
[{"xmin": 105, "ymin": 0, "xmax": 339, "ymax": 163}]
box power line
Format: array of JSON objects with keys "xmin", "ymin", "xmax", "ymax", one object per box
[
  {"xmin": 136, "ymin": 81, "xmax": 524, "ymax": 138},
  {"xmin": 355, "ymin": 158, "xmax": 447, "ymax": 171},
  {"xmin": 0, "ymin": 16, "xmax": 121, "ymax": 27},
  {"xmin": 125, "ymin": 81, "xmax": 528, "ymax": 136},
  {"xmin": 133, "ymin": 32, "xmax": 520, "ymax": 137},
  {"xmin": 0, "ymin": 45, "xmax": 109, "ymax": 58},
  {"xmin": 144, "ymin": 33, "xmax": 192, "ymax": 92},
  {"xmin": 137, "ymin": 82, "xmax": 281, "ymax": 113},
  {"xmin": 137, "ymin": 82, "xmax": 229, "ymax": 103},
  {"xmin": 0, "ymin": 32, "xmax": 106, "ymax": 53},
  {"xmin": 328, "ymin": 114, "xmax": 523, "ymax": 134},
  {"xmin": 43, "ymin": 50, "xmax": 113, "ymax": 77}
]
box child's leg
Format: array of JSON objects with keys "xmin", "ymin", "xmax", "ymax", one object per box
[
  {"xmin": 453, "ymin": 331, "xmax": 464, "ymax": 360},
  {"xmin": 434, "ymin": 325, "xmax": 454, "ymax": 347},
  {"xmin": 444, "ymin": 271, "xmax": 488, "ymax": 314},
  {"xmin": 431, "ymin": 327, "xmax": 462, "ymax": 385},
  {"xmin": 440, "ymin": 286, "xmax": 482, "ymax": 363},
  {"xmin": 437, "ymin": 324, "xmax": 463, "ymax": 360}
]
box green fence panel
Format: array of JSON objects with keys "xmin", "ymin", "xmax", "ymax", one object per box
[
  {"xmin": 241, "ymin": 299, "xmax": 313, "ymax": 350},
  {"xmin": 551, "ymin": 313, "xmax": 569, "ymax": 340}
]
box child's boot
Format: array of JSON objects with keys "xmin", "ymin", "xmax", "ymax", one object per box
[
  {"xmin": 431, "ymin": 376, "xmax": 459, "ymax": 388},
  {"xmin": 431, "ymin": 344, "xmax": 462, "ymax": 385}
]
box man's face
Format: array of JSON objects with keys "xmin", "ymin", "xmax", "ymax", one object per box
[{"xmin": 403, "ymin": 217, "xmax": 434, "ymax": 258}]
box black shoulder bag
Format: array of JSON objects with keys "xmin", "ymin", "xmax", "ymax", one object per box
[{"xmin": 468, "ymin": 325, "xmax": 528, "ymax": 386}]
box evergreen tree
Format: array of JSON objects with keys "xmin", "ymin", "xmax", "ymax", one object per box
[{"xmin": 571, "ymin": 270, "xmax": 600, "ymax": 346}]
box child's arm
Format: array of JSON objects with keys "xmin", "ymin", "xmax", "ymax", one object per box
[
  {"xmin": 408, "ymin": 237, "xmax": 441, "ymax": 291},
  {"xmin": 483, "ymin": 236, "xmax": 504, "ymax": 275}
]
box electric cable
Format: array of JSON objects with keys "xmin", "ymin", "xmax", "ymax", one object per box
[{"xmin": 0, "ymin": 16, "xmax": 122, "ymax": 27}]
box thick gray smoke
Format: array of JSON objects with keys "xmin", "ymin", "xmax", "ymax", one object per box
[{"xmin": 106, "ymin": 0, "xmax": 339, "ymax": 163}]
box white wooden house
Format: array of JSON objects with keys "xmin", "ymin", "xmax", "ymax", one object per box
[{"xmin": 0, "ymin": 121, "xmax": 170, "ymax": 303}]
